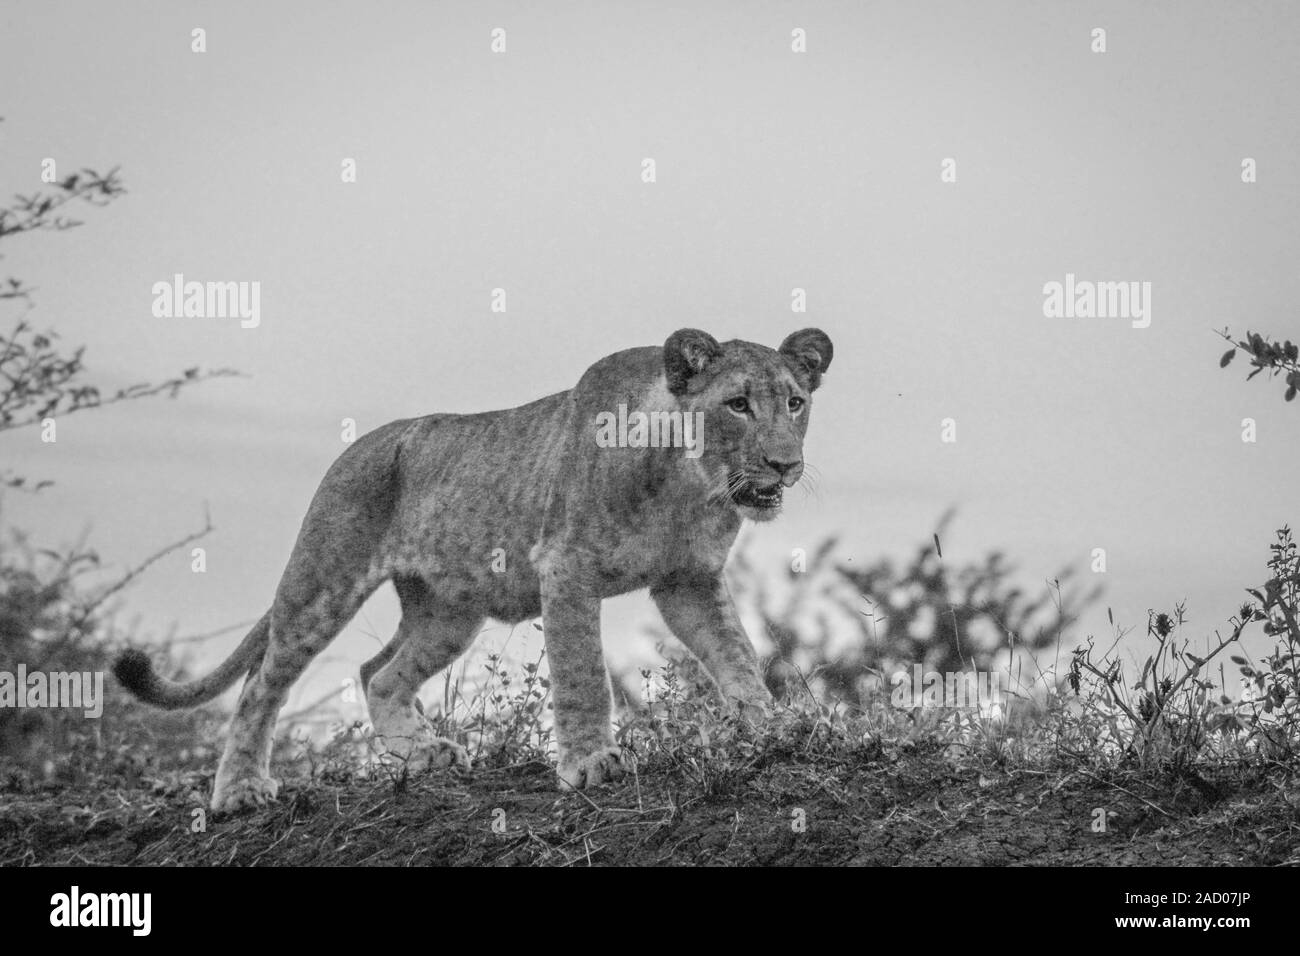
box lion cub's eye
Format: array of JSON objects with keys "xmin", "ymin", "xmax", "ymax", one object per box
[
  {"xmin": 725, "ymin": 397, "xmax": 750, "ymax": 415},
  {"xmin": 788, "ymin": 397, "xmax": 805, "ymax": 413}
]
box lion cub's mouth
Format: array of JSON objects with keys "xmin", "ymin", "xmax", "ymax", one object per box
[{"xmin": 731, "ymin": 480, "xmax": 784, "ymax": 511}]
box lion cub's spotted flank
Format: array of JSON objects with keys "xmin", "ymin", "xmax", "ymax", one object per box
[{"xmin": 115, "ymin": 329, "xmax": 833, "ymax": 813}]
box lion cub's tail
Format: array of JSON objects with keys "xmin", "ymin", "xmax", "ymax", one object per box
[{"xmin": 113, "ymin": 611, "xmax": 271, "ymax": 709}]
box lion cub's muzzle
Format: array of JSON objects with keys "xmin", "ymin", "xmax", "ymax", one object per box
[
  {"xmin": 732, "ymin": 481, "xmax": 783, "ymax": 510},
  {"xmin": 729, "ymin": 459, "xmax": 803, "ymax": 511}
]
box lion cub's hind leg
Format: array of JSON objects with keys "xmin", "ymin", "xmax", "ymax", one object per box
[
  {"xmin": 366, "ymin": 579, "xmax": 479, "ymax": 774},
  {"xmin": 213, "ymin": 581, "xmax": 379, "ymax": 814}
]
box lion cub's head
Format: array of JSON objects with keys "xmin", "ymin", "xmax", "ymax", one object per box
[{"xmin": 663, "ymin": 327, "xmax": 833, "ymax": 522}]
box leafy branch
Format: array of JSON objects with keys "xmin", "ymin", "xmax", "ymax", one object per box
[
  {"xmin": 0, "ymin": 319, "xmax": 238, "ymax": 435},
  {"xmin": 1218, "ymin": 328, "xmax": 1300, "ymax": 404},
  {"xmin": 0, "ymin": 131, "xmax": 240, "ymax": 488},
  {"xmin": 0, "ymin": 166, "xmax": 127, "ymax": 303}
]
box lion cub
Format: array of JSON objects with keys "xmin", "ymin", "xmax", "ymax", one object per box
[{"xmin": 116, "ymin": 328, "xmax": 833, "ymax": 812}]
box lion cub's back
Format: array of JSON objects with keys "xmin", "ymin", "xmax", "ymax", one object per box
[
  {"xmin": 382, "ymin": 390, "xmax": 573, "ymax": 607},
  {"xmin": 399, "ymin": 388, "xmax": 572, "ymax": 499}
]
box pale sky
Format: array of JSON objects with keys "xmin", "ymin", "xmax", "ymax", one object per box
[{"xmin": 2, "ymin": 1, "xmax": 1297, "ymax": 718}]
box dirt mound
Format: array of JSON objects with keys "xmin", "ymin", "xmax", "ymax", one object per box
[{"xmin": 2, "ymin": 746, "xmax": 1293, "ymax": 866}]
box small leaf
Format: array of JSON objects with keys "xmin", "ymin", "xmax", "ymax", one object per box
[{"xmin": 1220, "ymin": 349, "xmax": 1236, "ymax": 368}]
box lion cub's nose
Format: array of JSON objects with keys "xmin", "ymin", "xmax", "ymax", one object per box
[{"xmin": 763, "ymin": 456, "xmax": 802, "ymax": 485}]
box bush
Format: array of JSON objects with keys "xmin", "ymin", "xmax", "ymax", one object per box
[
  {"xmin": 722, "ymin": 513, "xmax": 1099, "ymax": 709},
  {"xmin": 0, "ymin": 529, "xmax": 220, "ymax": 787}
]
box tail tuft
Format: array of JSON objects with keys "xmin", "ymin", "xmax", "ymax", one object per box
[
  {"xmin": 113, "ymin": 648, "xmax": 156, "ymax": 697},
  {"xmin": 110, "ymin": 613, "xmax": 271, "ymax": 710}
]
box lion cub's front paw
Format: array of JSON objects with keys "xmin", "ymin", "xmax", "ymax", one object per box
[
  {"xmin": 557, "ymin": 745, "xmax": 627, "ymax": 790},
  {"xmin": 211, "ymin": 776, "xmax": 279, "ymax": 814},
  {"xmin": 375, "ymin": 731, "xmax": 472, "ymax": 774},
  {"xmin": 408, "ymin": 736, "xmax": 472, "ymax": 773},
  {"xmin": 737, "ymin": 697, "xmax": 773, "ymax": 725}
]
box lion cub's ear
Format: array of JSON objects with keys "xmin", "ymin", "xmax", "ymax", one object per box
[
  {"xmin": 664, "ymin": 328, "xmax": 722, "ymax": 395},
  {"xmin": 779, "ymin": 328, "xmax": 834, "ymax": 391}
]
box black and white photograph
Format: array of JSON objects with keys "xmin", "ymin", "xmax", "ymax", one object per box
[{"xmin": 0, "ymin": 0, "xmax": 1295, "ymax": 922}]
